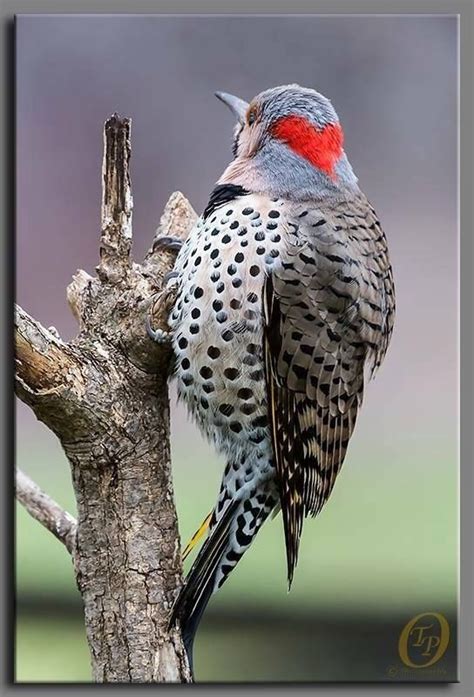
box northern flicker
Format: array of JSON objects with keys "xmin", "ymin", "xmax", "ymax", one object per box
[{"xmin": 148, "ymin": 84, "xmax": 395, "ymax": 668}]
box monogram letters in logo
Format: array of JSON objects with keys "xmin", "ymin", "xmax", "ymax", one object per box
[{"xmin": 398, "ymin": 612, "xmax": 450, "ymax": 668}]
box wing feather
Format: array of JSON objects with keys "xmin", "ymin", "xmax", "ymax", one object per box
[{"xmin": 263, "ymin": 196, "xmax": 395, "ymax": 586}]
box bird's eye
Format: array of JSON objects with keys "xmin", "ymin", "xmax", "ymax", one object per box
[{"xmin": 247, "ymin": 107, "xmax": 258, "ymax": 126}]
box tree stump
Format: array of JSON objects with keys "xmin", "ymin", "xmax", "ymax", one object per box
[{"xmin": 15, "ymin": 114, "xmax": 197, "ymax": 683}]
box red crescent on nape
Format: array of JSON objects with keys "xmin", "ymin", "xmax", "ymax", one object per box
[{"xmin": 271, "ymin": 115, "xmax": 344, "ymax": 180}]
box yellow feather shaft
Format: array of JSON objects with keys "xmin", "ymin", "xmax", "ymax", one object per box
[{"xmin": 182, "ymin": 511, "xmax": 212, "ymax": 561}]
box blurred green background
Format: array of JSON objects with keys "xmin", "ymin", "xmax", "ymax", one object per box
[
  {"xmin": 16, "ymin": 395, "xmax": 458, "ymax": 682},
  {"xmin": 16, "ymin": 14, "xmax": 458, "ymax": 683}
]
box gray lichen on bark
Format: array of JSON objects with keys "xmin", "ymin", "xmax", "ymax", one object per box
[{"xmin": 15, "ymin": 114, "xmax": 197, "ymax": 683}]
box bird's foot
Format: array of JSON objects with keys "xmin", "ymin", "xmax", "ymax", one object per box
[
  {"xmin": 152, "ymin": 235, "xmax": 184, "ymax": 254},
  {"xmin": 146, "ymin": 316, "xmax": 172, "ymax": 344},
  {"xmin": 163, "ymin": 270, "xmax": 179, "ymax": 286},
  {"xmin": 146, "ymin": 285, "xmax": 178, "ymax": 345}
]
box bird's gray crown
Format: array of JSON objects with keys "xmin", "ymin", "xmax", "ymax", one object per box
[{"xmin": 256, "ymin": 84, "xmax": 340, "ymax": 130}]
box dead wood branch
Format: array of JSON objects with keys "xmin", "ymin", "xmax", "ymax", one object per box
[
  {"xmin": 15, "ymin": 468, "xmax": 77, "ymax": 556},
  {"xmin": 15, "ymin": 114, "xmax": 197, "ymax": 683}
]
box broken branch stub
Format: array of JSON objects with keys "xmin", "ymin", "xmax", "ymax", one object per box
[{"xmin": 15, "ymin": 113, "xmax": 197, "ymax": 682}]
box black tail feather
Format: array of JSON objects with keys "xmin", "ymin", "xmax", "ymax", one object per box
[{"xmin": 169, "ymin": 499, "xmax": 239, "ymax": 670}]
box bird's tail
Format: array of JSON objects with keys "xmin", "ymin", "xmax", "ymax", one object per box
[
  {"xmin": 169, "ymin": 485, "xmax": 276, "ymax": 672},
  {"xmin": 169, "ymin": 499, "xmax": 239, "ymax": 671}
]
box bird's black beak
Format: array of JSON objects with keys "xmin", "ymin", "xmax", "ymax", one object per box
[{"xmin": 215, "ymin": 91, "xmax": 249, "ymax": 125}]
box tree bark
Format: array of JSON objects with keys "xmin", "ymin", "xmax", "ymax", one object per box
[{"xmin": 15, "ymin": 114, "xmax": 197, "ymax": 683}]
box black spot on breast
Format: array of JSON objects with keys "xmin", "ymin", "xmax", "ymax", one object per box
[
  {"xmin": 269, "ymin": 210, "xmax": 280, "ymax": 219},
  {"xmin": 210, "ymin": 271, "xmax": 220, "ymax": 282},
  {"xmin": 267, "ymin": 222, "xmax": 278, "ymax": 230},
  {"xmin": 194, "ymin": 287, "xmax": 204, "ymax": 299},
  {"xmin": 255, "ymin": 231, "xmax": 265, "ymax": 241},
  {"xmin": 250, "ymin": 433, "xmax": 265, "ymax": 444},
  {"xmin": 227, "ymin": 264, "xmax": 237, "ymax": 276},
  {"xmin": 240, "ymin": 402, "xmax": 257, "ymax": 415},
  {"xmin": 178, "ymin": 337, "xmax": 188, "ymax": 350},
  {"xmin": 207, "ymin": 345, "xmax": 220, "ymax": 359},
  {"xmin": 210, "ymin": 248, "xmax": 219, "ymax": 260},
  {"xmin": 243, "ymin": 354, "xmax": 258, "ymax": 366},
  {"xmin": 213, "ymin": 299, "xmax": 223, "ymax": 312},
  {"xmin": 237, "ymin": 388, "xmax": 253, "ymax": 400},
  {"xmin": 189, "ymin": 324, "xmax": 200, "ymax": 335},
  {"xmin": 222, "ymin": 329, "xmax": 234, "ymax": 342},
  {"xmin": 216, "ymin": 311, "xmax": 228, "ymax": 323},
  {"xmin": 252, "ymin": 415, "xmax": 268, "ymax": 428},
  {"xmin": 181, "ymin": 358, "xmax": 190, "ymax": 370},
  {"xmin": 191, "ymin": 308, "xmax": 200, "ymax": 319},
  {"xmin": 247, "ymin": 292, "xmax": 258, "ymax": 303},
  {"xmin": 230, "ymin": 298, "xmax": 242, "ymax": 310},
  {"xmin": 249, "ymin": 265, "xmax": 260, "ymax": 277},
  {"xmin": 194, "ymin": 256, "xmax": 202, "ymax": 266},
  {"xmin": 200, "ymin": 366, "xmax": 213, "ymax": 379},
  {"xmin": 203, "ymin": 383, "xmax": 215, "ymax": 393},
  {"xmin": 222, "ymin": 234, "xmax": 231, "ymax": 244},
  {"xmin": 230, "ymin": 221, "xmax": 239, "ymax": 230},
  {"xmin": 232, "ymin": 278, "xmax": 243, "ymax": 288},
  {"xmin": 219, "ymin": 403, "xmax": 234, "ymax": 416},
  {"xmin": 224, "ymin": 367, "xmax": 239, "ymax": 380},
  {"xmin": 242, "ymin": 207, "xmax": 254, "ymax": 215},
  {"xmin": 230, "ymin": 421, "xmax": 243, "ymax": 433},
  {"xmin": 235, "ymin": 252, "xmax": 244, "ymax": 263}
]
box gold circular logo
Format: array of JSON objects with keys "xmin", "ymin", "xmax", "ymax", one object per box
[{"xmin": 398, "ymin": 612, "xmax": 450, "ymax": 668}]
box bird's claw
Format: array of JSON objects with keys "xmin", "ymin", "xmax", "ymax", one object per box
[
  {"xmin": 146, "ymin": 314, "xmax": 172, "ymax": 344},
  {"xmin": 146, "ymin": 285, "xmax": 178, "ymax": 344},
  {"xmin": 163, "ymin": 270, "xmax": 179, "ymax": 286},
  {"xmin": 152, "ymin": 235, "xmax": 184, "ymax": 254}
]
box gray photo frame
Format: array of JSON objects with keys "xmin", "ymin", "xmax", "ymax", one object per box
[{"xmin": 1, "ymin": 2, "xmax": 473, "ymax": 695}]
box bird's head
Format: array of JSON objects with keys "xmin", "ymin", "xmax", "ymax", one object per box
[{"xmin": 215, "ymin": 84, "xmax": 358, "ymax": 201}]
